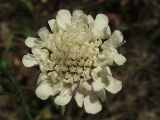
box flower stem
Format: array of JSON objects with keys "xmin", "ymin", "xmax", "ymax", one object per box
[{"xmin": 59, "ymin": 106, "xmax": 66, "ymax": 120}]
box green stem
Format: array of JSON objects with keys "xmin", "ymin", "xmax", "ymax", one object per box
[
  {"xmin": 59, "ymin": 106, "xmax": 66, "ymax": 120},
  {"xmin": 21, "ymin": 97, "xmax": 33, "ymax": 120}
]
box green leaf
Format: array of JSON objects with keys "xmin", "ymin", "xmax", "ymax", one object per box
[
  {"xmin": 20, "ymin": 0, "xmax": 33, "ymax": 12},
  {"xmin": 0, "ymin": 59, "xmax": 11, "ymax": 72},
  {"xmin": 4, "ymin": 34, "xmax": 14, "ymax": 54}
]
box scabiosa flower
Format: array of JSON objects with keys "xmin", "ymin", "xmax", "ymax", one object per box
[{"xmin": 22, "ymin": 9, "xmax": 126, "ymax": 114}]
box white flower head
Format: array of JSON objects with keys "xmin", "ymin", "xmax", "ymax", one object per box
[{"xmin": 22, "ymin": 9, "xmax": 126, "ymax": 114}]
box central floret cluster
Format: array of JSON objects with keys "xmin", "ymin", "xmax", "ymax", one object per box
[
  {"xmin": 22, "ymin": 9, "xmax": 126, "ymax": 114},
  {"xmin": 49, "ymin": 22, "xmax": 98, "ymax": 84}
]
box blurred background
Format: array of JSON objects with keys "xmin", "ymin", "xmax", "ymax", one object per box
[{"xmin": 0, "ymin": 0, "xmax": 160, "ymax": 120}]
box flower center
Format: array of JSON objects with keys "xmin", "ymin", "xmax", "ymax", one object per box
[{"xmin": 50, "ymin": 23, "xmax": 100, "ymax": 84}]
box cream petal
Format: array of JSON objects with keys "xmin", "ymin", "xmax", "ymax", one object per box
[
  {"xmin": 102, "ymin": 46, "xmax": 118, "ymax": 64},
  {"xmin": 106, "ymin": 25, "xmax": 111, "ymax": 35},
  {"xmin": 96, "ymin": 90, "xmax": 106, "ymax": 102},
  {"xmin": 103, "ymin": 25, "xmax": 111, "ymax": 39},
  {"xmin": 94, "ymin": 54, "xmax": 108, "ymax": 66},
  {"xmin": 114, "ymin": 54, "xmax": 126, "ymax": 65},
  {"xmin": 100, "ymin": 51, "xmax": 115, "ymax": 66},
  {"xmin": 48, "ymin": 71, "xmax": 58, "ymax": 81},
  {"xmin": 87, "ymin": 15, "xmax": 94, "ymax": 26},
  {"xmin": 32, "ymin": 48, "xmax": 49, "ymax": 60},
  {"xmin": 101, "ymin": 40, "xmax": 115, "ymax": 50},
  {"xmin": 39, "ymin": 61, "xmax": 53, "ymax": 72},
  {"xmin": 38, "ymin": 27, "xmax": 50, "ymax": 40},
  {"xmin": 91, "ymin": 66, "xmax": 102, "ymax": 80},
  {"xmin": 94, "ymin": 14, "xmax": 108, "ymax": 31},
  {"xmin": 105, "ymin": 76, "xmax": 122, "ymax": 94},
  {"xmin": 51, "ymin": 89, "xmax": 59, "ymax": 96},
  {"xmin": 35, "ymin": 83, "xmax": 53, "ymax": 100},
  {"xmin": 51, "ymin": 84, "xmax": 61, "ymax": 96},
  {"xmin": 52, "ymin": 82, "xmax": 63, "ymax": 96},
  {"xmin": 74, "ymin": 90, "xmax": 84, "ymax": 107},
  {"xmin": 54, "ymin": 89, "xmax": 72, "ymax": 106},
  {"xmin": 22, "ymin": 54, "xmax": 38, "ymax": 67},
  {"xmin": 37, "ymin": 73, "xmax": 48, "ymax": 85},
  {"xmin": 110, "ymin": 30, "xmax": 123, "ymax": 47},
  {"xmin": 84, "ymin": 93, "xmax": 102, "ymax": 114},
  {"xmin": 56, "ymin": 9, "xmax": 71, "ymax": 30},
  {"xmin": 92, "ymin": 79, "xmax": 106, "ymax": 91},
  {"xmin": 101, "ymin": 41, "xmax": 109, "ymax": 50},
  {"xmin": 40, "ymin": 49, "xmax": 49, "ymax": 60},
  {"xmin": 83, "ymin": 81, "xmax": 92, "ymax": 91},
  {"xmin": 72, "ymin": 10, "xmax": 88, "ymax": 24},
  {"xmin": 102, "ymin": 30, "xmax": 124, "ymax": 49},
  {"xmin": 72, "ymin": 10, "xmax": 85, "ymax": 22},
  {"xmin": 25, "ymin": 37, "xmax": 38, "ymax": 48},
  {"xmin": 31, "ymin": 47, "xmax": 42, "ymax": 56},
  {"xmin": 105, "ymin": 66, "xmax": 112, "ymax": 76},
  {"xmin": 92, "ymin": 14, "xmax": 108, "ymax": 39},
  {"xmin": 72, "ymin": 10, "xmax": 84, "ymax": 18},
  {"xmin": 91, "ymin": 66, "xmax": 109, "ymax": 91},
  {"xmin": 48, "ymin": 19, "xmax": 56, "ymax": 32},
  {"xmin": 92, "ymin": 66, "xmax": 102, "ymax": 74}
]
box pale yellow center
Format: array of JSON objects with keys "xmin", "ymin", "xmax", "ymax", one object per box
[{"xmin": 50, "ymin": 23, "xmax": 100, "ymax": 83}]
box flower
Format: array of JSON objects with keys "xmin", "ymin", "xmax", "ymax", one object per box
[{"xmin": 22, "ymin": 9, "xmax": 126, "ymax": 114}]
